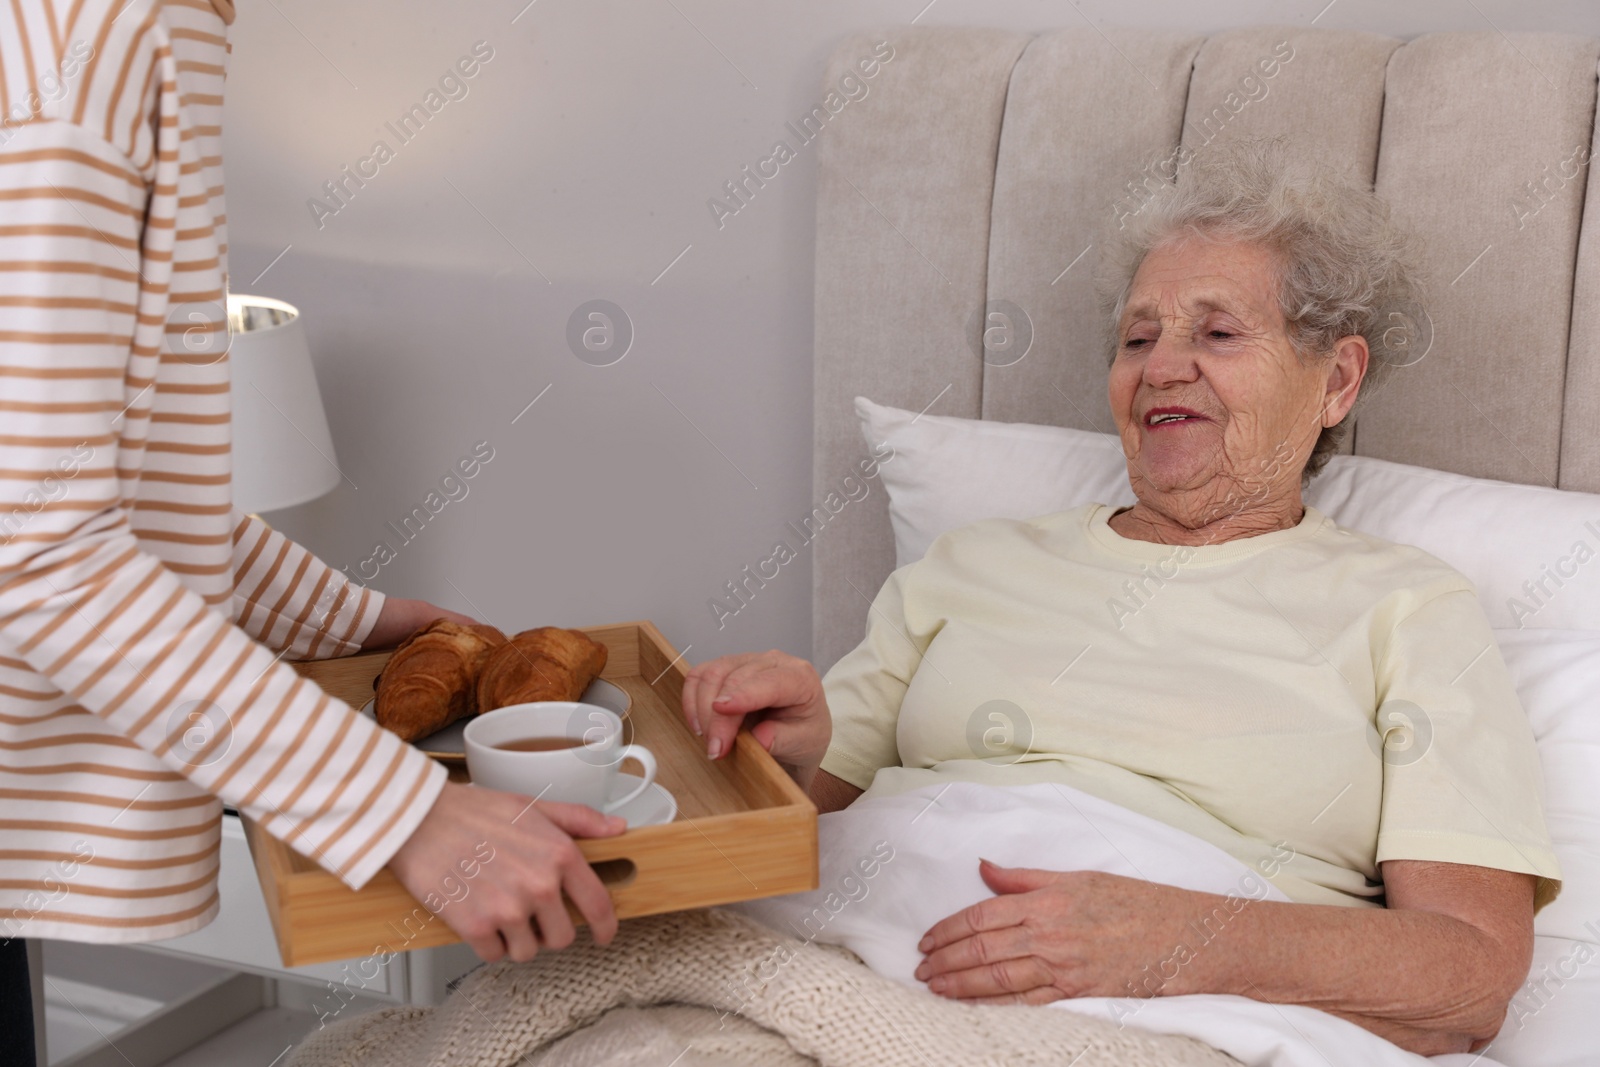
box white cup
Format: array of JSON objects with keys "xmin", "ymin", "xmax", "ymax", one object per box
[{"xmin": 463, "ymin": 702, "xmax": 657, "ymax": 813}]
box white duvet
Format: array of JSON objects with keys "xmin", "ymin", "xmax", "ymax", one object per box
[{"xmin": 733, "ymin": 781, "xmax": 1508, "ymax": 1067}]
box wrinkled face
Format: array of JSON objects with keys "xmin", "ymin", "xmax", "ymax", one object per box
[{"xmin": 1109, "ymin": 236, "xmax": 1337, "ymax": 516}]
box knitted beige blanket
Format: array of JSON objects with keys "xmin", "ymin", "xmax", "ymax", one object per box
[{"xmin": 284, "ymin": 909, "xmax": 1241, "ymax": 1067}]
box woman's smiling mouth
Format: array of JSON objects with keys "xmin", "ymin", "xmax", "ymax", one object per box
[{"xmin": 1144, "ymin": 406, "xmax": 1209, "ymax": 428}]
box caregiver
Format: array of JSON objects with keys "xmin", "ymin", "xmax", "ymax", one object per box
[
  {"xmin": 0, "ymin": 5, "xmax": 621, "ymax": 1062},
  {"xmin": 683, "ymin": 140, "xmax": 1560, "ymax": 1057}
]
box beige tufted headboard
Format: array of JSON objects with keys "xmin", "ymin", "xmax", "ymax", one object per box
[{"xmin": 811, "ymin": 25, "xmax": 1600, "ymax": 672}]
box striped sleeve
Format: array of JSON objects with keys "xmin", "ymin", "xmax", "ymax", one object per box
[
  {"xmin": 230, "ymin": 510, "xmax": 386, "ymax": 660},
  {"xmin": 0, "ymin": 120, "xmax": 444, "ymax": 890}
]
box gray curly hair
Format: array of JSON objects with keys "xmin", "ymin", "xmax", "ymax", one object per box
[{"xmin": 1094, "ymin": 138, "xmax": 1427, "ymax": 484}]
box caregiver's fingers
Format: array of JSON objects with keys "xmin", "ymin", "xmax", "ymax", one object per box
[
  {"xmin": 922, "ymin": 955, "xmax": 1056, "ymax": 1000},
  {"xmin": 532, "ymin": 894, "xmax": 578, "ymax": 952},
  {"xmin": 558, "ymin": 854, "xmax": 619, "ymax": 946},
  {"xmin": 536, "ymin": 802, "xmax": 624, "ymax": 945},
  {"xmin": 388, "ymin": 782, "xmax": 612, "ymax": 964},
  {"xmin": 499, "ymin": 916, "xmax": 541, "ymax": 964},
  {"xmin": 915, "ymin": 926, "xmax": 1035, "ymax": 982},
  {"xmin": 536, "ymin": 798, "xmax": 625, "ymax": 834},
  {"xmin": 463, "ymin": 925, "xmax": 507, "ymax": 965}
]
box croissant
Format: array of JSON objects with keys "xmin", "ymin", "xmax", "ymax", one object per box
[
  {"xmin": 476, "ymin": 627, "xmax": 608, "ymax": 712},
  {"xmin": 373, "ymin": 620, "xmax": 507, "ymax": 742}
]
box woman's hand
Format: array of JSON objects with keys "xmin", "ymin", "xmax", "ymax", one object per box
[
  {"xmin": 680, "ymin": 650, "xmax": 831, "ymax": 779},
  {"xmin": 387, "ymin": 780, "xmax": 628, "ymax": 964},
  {"xmin": 363, "ymin": 596, "xmax": 478, "ymax": 649},
  {"xmin": 915, "ymin": 861, "xmax": 1197, "ymax": 1004}
]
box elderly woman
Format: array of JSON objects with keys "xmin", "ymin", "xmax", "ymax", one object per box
[{"xmin": 682, "ymin": 142, "xmax": 1560, "ymax": 1058}]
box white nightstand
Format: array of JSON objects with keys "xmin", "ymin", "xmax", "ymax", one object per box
[{"xmin": 147, "ymin": 812, "xmax": 483, "ymax": 1003}]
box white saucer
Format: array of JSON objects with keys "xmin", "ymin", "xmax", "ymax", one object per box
[
  {"xmin": 361, "ymin": 677, "xmax": 630, "ymax": 763},
  {"xmin": 608, "ymin": 773, "xmax": 677, "ymax": 828}
]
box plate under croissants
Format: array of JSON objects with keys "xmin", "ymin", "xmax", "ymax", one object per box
[
  {"xmin": 359, "ymin": 678, "xmax": 630, "ymax": 762},
  {"xmin": 364, "ymin": 621, "xmax": 630, "ymax": 762}
]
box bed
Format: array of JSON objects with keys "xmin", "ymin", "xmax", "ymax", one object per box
[
  {"xmin": 809, "ymin": 22, "xmax": 1600, "ymax": 1067},
  {"xmin": 811, "ymin": 23, "xmax": 1600, "ymax": 669},
  {"xmin": 287, "ymin": 23, "xmax": 1600, "ymax": 1067}
]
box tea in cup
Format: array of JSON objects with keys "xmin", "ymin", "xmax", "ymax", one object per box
[{"xmin": 463, "ymin": 702, "xmax": 657, "ymax": 813}]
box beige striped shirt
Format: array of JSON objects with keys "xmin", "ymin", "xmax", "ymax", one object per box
[{"xmin": 0, "ymin": 0, "xmax": 446, "ymax": 943}]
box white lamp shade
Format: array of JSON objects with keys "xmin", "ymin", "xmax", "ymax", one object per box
[{"xmin": 227, "ymin": 294, "xmax": 342, "ymax": 513}]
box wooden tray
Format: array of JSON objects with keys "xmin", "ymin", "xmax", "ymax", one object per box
[{"xmin": 243, "ymin": 620, "xmax": 817, "ymax": 967}]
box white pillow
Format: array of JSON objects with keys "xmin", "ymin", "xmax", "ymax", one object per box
[
  {"xmin": 856, "ymin": 396, "xmax": 1600, "ymax": 1067},
  {"xmin": 1477, "ymin": 630, "xmax": 1600, "ymax": 1067},
  {"xmin": 1306, "ymin": 458, "xmax": 1600, "ymax": 632},
  {"xmin": 855, "ymin": 396, "xmax": 1133, "ymax": 568},
  {"xmin": 856, "ymin": 396, "xmax": 1600, "ymax": 630}
]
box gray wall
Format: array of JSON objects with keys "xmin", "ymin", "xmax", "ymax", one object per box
[{"xmin": 226, "ymin": 0, "xmax": 1599, "ymax": 664}]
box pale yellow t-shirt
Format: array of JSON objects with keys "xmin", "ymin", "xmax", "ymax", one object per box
[{"xmin": 821, "ymin": 504, "xmax": 1562, "ymax": 910}]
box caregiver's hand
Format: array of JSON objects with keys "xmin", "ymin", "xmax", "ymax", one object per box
[
  {"xmin": 915, "ymin": 861, "xmax": 1198, "ymax": 1004},
  {"xmin": 681, "ymin": 650, "xmax": 831, "ymax": 777},
  {"xmin": 362, "ymin": 597, "xmax": 479, "ymax": 649},
  {"xmin": 388, "ymin": 781, "xmax": 627, "ymax": 964}
]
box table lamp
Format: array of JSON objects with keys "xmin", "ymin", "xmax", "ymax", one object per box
[{"xmin": 226, "ymin": 294, "xmax": 342, "ymax": 513}]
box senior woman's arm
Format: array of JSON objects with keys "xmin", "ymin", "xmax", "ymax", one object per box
[
  {"xmin": 681, "ymin": 649, "xmax": 865, "ymax": 811},
  {"xmin": 810, "ymin": 769, "xmax": 865, "ymax": 813},
  {"xmin": 916, "ymin": 857, "xmax": 1533, "ymax": 1055}
]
